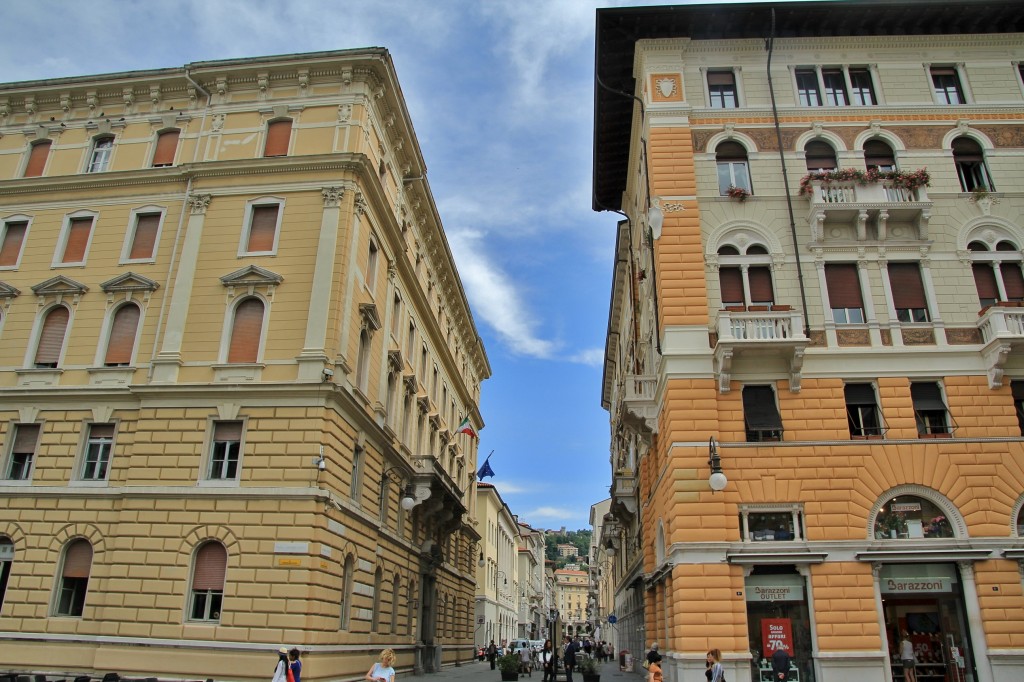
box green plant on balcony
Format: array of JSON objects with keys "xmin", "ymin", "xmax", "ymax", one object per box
[
  {"xmin": 971, "ymin": 185, "xmax": 991, "ymax": 200},
  {"xmin": 798, "ymin": 167, "xmax": 931, "ymax": 196}
]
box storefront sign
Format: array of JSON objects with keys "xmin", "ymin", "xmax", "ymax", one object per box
[
  {"xmin": 761, "ymin": 618, "xmax": 793, "ymax": 653},
  {"xmin": 890, "ymin": 502, "xmax": 922, "ymax": 513},
  {"xmin": 882, "ymin": 577, "xmax": 952, "ymax": 593},
  {"xmin": 746, "ymin": 584, "xmax": 804, "ymax": 602}
]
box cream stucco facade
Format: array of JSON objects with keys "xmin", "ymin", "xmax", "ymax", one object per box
[{"xmin": 0, "ymin": 50, "xmax": 488, "ymax": 680}]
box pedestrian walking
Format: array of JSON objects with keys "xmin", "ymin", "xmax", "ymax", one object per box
[
  {"xmin": 488, "ymin": 640, "xmax": 498, "ymax": 670},
  {"xmin": 706, "ymin": 649, "xmax": 725, "ymax": 682},
  {"xmin": 900, "ymin": 632, "xmax": 918, "ymax": 682},
  {"xmin": 289, "ymin": 648, "xmax": 302, "ymax": 682},
  {"xmin": 645, "ymin": 643, "xmax": 661, "ymax": 670},
  {"xmin": 646, "ymin": 655, "xmax": 663, "ymax": 682},
  {"xmin": 272, "ymin": 647, "xmax": 289, "ymax": 682},
  {"xmin": 564, "ymin": 637, "xmax": 578, "ymax": 682},
  {"xmin": 365, "ymin": 648, "xmax": 397, "ymax": 681}
]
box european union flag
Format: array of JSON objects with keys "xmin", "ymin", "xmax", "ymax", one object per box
[{"xmin": 477, "ymin": 458, "xmax": 495, "ymax": 481}]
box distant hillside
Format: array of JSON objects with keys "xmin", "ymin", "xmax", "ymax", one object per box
[{"xmin": 545, "ymin": 528, "xmax": 592, "ymax": 568}]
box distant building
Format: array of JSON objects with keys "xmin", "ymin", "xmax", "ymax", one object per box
[
  {"xmin": 476, "ymin": 482, "xmax": 520, "ymax": 648},
  {"xmin": 556, "ymin": 543, "xmax": 579, "ymax": 558},
  {"xmin": 554, "ymin": 568, "xmax": 590, "ymax": 638}
]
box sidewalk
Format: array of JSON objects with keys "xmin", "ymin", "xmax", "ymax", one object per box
[{"xmin": 428, "ymin": 659, "xmax": 645, "ymax": 681}]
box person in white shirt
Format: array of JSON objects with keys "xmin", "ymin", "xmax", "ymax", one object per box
[
  {"xmin": 899, "ymin": 632, "xmax": 917, "ymax": 682},
  {"xmin": 366, "ymin": 648, "xmax": 397, "ymax": 682}
]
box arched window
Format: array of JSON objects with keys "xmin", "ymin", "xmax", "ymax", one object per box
[
  {"xmin": 356, "ymin": 329, "xmax": 371, "ymax": 392},
  {"xmin": 1016, "ymin": 503, "xmax": 1024, "ymax": 537},
  {"xmin": 189, "ymin": 541, "xmax": 226, "ymax": 622},
  {"xmin": 264, "ymin": 119, "xmax": 292, "ymax": 157},
  {"xmin": 391, "ymin": 574, "xmax": 401, "ymax": 634},
  {"xmin": 952, "ymin": 137, "xmax": 993, "ymax": 192},
  {"xmin": 372, "ymin": 567, "xmax": 383, "ymax": 632},
  {"xmin": 34, "ymin": 306, "xmax": 70, "ymax": 368},
  {"xmin": 24, "ymin": 140, "xmax": 51, "ymax": 177},
  {"xmin": 227, "ymin": 298, "xmax": 265, "ymax": 363},
  {"xmin": 340, "ymin": 554, "xmax": 354, "ymax": 629},
  {"xmin": 104, "ymin": 304, "xmax": 141, "ymax": 366},
  {"xmin": 87, "ymin": 136, "xmax": 114, "ymax": 173},
  {"xmin": 55, "ymin": 539, "xmax": 92, "ymax": 616},
  {"xmin": 969, "ymin": 240, "xmax": 1024, "ymax": 308},
  {"xmin": 152, "ymin": 129, "xmax": 180, "ymax": 168},
  {"xmin": 715, "ymin": 141, "xmax": 752, "ymax": 195},
  {"xmin": 864, "ymin": 139, "xmax": 896, "ymax": 171},
  {"xmin": 717, "ymin": 242, "xmax": 774, "ymax": 308},
  {"xmin": 805, "ymin": 140, "xmax": 838, "ymax": 171},
  {"xmin": 0, "ymin": 536, "xmax": 13, "ymax": 612},
  {"xmin": 873, "ymin": 494, "xmax": 954, "ymax": 539}
]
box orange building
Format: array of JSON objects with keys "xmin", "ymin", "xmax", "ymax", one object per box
[{"xmin": 593, "ymin": 3, "xmax": 1024, "ymax": 682}]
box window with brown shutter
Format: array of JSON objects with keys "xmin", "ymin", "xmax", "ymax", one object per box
[
  {"xmin": 104, "ymin": 304, "xmax": 141, "ymax": 366},
  {"xmin": 263, "ymin": 119, "xmax": 292, "ymax": 157},
  {"xmin": 56, "ymin": 539, "xmax": 92, "ymax": 617},
  {"xmin": 1003, "ymin": 263, "xmax": 1024, "ymax": 301},
  {"xmin": 61, "ymin": 217, "xmax": 93, "ymax": 263},
  {"xmin": 719, "ymin": 267, "xmax": 744, "ymax": 306},
  {"xmin": 227, "ymin": 298, "xmax": 264, "ymax": 363},
  {"xmin": 192, "ymin": 542, "xmax": 227, "ymax": 591},
  {"xmin": 972, "ymin": 264, "xmax": 999, "ymax": 307},
  {"xmin": 805, "ymin": 141, "xmax": 837, "ymax": 171},
  {"xmin": 151, "ymin": 130, "xmax": 179, "ymax": 167},
  {"xmin": 8, "ymin": 423, "xmax": 40, "ymax": 480},
  {"xmin": 24, "ymin": 141, "xmax": 51, "ymax": 177},
  {"xmin": 825, "ymin": 264, "xmax": 865, "ymax": 323},
  {"xmin": 35, "ymin": 306, "xmax": 70, "ymax": 368},
  {"xmin": 748, "ymin": 267, "xmax": 774, "ymax": 305},
  {"xmin": 888, "ymin": 263, "xmax": 930, "ymax": 322},
  {"xmin": 0, "ymin": 222, "xmax": 28, "ymax": 267},
  {"xmin": 62, "ymin": 540, "xmax": 93, "ymax": 579},
  {"xmin": 864, "ymin": 139, "xmax": 896, "ymax": 171},
  {"xmin": 127, "ymin": 213, "xmax": 160, "ymax": 260},
  {"xmin": 245, "ymin": 205, "xmax": 279, "ymax": 253}
]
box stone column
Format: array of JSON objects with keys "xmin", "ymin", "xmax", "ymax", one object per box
[
  {"xmin": 297, "ymin": 186, "xmax": 344, "ymax": 381},
  {"xmin": 958, "ymin": 561, "xmax": 994, "ymax": 682}
]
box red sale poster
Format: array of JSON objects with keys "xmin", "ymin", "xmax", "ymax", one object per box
[{"xmin": 762, "ymin": 618, "xmax": 793, "ymax": 654}]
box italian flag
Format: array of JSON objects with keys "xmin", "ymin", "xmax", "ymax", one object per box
[{"xmin": 455, "ymin": 416, "xmax": 478, "ymax": 439}]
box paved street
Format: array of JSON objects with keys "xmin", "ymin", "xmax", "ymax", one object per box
[{"xmin": 428, "ymin": 659, "xmax": 644, "ymax": 682}]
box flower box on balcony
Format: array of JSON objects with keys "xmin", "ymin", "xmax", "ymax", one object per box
[
  {"xmin": 723, "ymin": 305, "xmax": 746, "ymax": 312},
  {"xmin": 770, "ymin": 304, "xmax": 792, "ymax": 311},
  {"xmin": 747, "ymin": 305, "xmax": 770, "ymax": 311}
]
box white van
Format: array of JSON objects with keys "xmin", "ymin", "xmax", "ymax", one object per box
[
  {"xmin": 530, "ymin": 639, "xmax": 545, "ymax": 652},
  {"xmin": 510, "ymin": 638, "xmax": 532, "ymax": 654}
]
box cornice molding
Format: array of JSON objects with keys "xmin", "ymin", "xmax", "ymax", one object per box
[{"xmin": 637, "ymin": 35, "xmax": 1024, "ymax": 56}]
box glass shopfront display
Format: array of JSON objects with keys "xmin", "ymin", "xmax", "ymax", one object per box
[
  {"xmin": 745, "ymin": 567, "xmax": 815, "ymax": 682},
  {"xmin": 880, "ymin": 563, "xmax": 975, "ymax": 682}
]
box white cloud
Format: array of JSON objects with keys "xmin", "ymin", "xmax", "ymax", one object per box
[
  {"xmin": 523, "ymin": 506, "xmax": 578, "ymax": 521},
  {"xmin": 567, "ymin": 348, "xmax": 605, "ymax": 366},
  {"xmin": 492, "ymin": 481, "xmax": 536, "ymax": 495}
]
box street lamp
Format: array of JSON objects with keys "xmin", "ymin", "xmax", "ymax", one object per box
[
  {"xmin": 708, "ymin": 436, "xmax": 728, "ymax": 492},
  {"xmin": 382, "ymin": 466, "xmax": 417, "ymax": 510}
]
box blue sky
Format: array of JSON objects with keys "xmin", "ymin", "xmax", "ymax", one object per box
[{"xmin": 1, "ymin": 0, "xmax": 752, "ymax": 530}]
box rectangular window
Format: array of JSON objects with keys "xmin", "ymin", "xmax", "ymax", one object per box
[
  {"xmin": 190, "ymin": 589, "xmax": 223, "ymax": 621},
  {"xmin": 0, "ymin": 221, "xmax": 28, "ymax": 268},
  {"xmin": 127, "ymin": 213, "xmax": 161, "ymax": 261},
  {"xmin": 88, "ymin": 138, "xmax": 113, "ymax": 173},
  {"xmin": 888, "ymin": 263, "xmax": 930, "ymax": 323},
  {"xmin": 367, "ymin": 240, "xmax": 379, "ymax": 288},
  {"xmin": 972, "ymin": 263, "xmax": 1000, "ymax": 308},
  {"xmin": 1012, "ymin": 381, "xmax": 1024, "ymax": 437},
  {"xmin": 742, "ymin": 510, "xmax": 803, "ymax": 541},
  {"xmin": 60, "ymin": 217, "xmax": 94, "ymax": 265},
  {"xmin": 24, "ymin": 141, "xmax": 51, "ymax": 177},
  {"xmin": 910, "ymin": 382, "xmax": 952, "ymax": 437},
  {"xmin": 264, "ymin": 119, "xmax": 292, "ymax": 157},
  {"xmin": 795, "ymin": 69, "xmax": 822, "ymax": 106},
  {"xmin": 849, "ymin": 68, "xmax": 877, "ymax": 105},
  {"xmin": 151, "ymin": 130, "xmax": 180, "ymax": 167},
  {"xmin": 81, "ymin": 424, "xmax": 114, "ymax": 481},
  {"xmin": 245, "ymin": 204, "xmax": 279, "ymax": 253},
  {"xmin": 717, "ymin": 161, "xmax": 751, "ymax": 195},
  {"xmin": 209, "ymin": 421, "xmax": 242, "ymax": 480},
  {"xmin": 845, "ymin": 383, "xmax": 884, "ymax": 438},
  {"xmin": 56, "ymin": 577, "xmax": 88, "ymax": 617},
  {"xmin": 931, "ymin": 67, "xmax": 965, "ymax": 104},
  {"xmin": 7, "ymin": 423, "xmax": 40, "ymax": 480},
  {"xmin": 822, "ymin": 69, "xmax": 849, "ymax": 106},
  {"xmin": 707, "ymin": 70, "xmax": 738, "ymax": 109},
  {"xmin": 720, "ymin": 267, "xmax": 744, "ymax": 307},
  {"xmin": 825, "ymin": 264, "xmax": 865, "ymax": 324},
  {"xmin": 742, "ymin": 385, "xmax": 783, "ymax": 442}
]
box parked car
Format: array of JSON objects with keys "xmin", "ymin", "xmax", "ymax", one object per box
[{"xmin": 530, "ymin": 639, "xmax": 545, "ymax": 652}]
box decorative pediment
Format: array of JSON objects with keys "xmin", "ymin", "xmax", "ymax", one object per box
[
  {"xmin": 0, "ymin": 280, "xmax": 21, "ymax": 299},
  {"xmin": 220, "ymin": 265, "xmax": 283, "ymax": 299},
  {"xmin": 31, "ymin": 276, "xmax": 88, "ymax": 305},
  {"xmin": 359, "ymin": 303, "xmax": 382, "ymax": 332},
  {"xmin": 101, "ymin": 272, "xmax": 160, "ymax": 297}
]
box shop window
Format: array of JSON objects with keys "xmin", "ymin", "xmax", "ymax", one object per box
[
  {"xmin": 33, "ymin": 305, "xmax": 71, "ymax": 368},
  {"xmin": 873, "ymin": 494, "xmax": 953, "ymax": 539},
  {"xmin": 151, "ymin": 129, "xmax": 180, "ymax": 167},
  {"xmin": 707, "ymin": 70, "xmax": 739, "ymax": 108},
  {"xmin": 795, "ymin": 69, "xmax": 822, "ymax": 106},
  {"xmin": 804, "ymin": 140, "xmax": 837, "ymax": 171},
  {"xmin": 845, "ymin": 383, "xmax": 886, "ymax": 438},
  {"xmin": 263, "ymin": 119, "xmax": 292, "ymax": 157},
  {"xmin": 6, "ymin": 423, "xmax": 40, "ymax": 481},
  {"xmin": 208, "ymin": 420, "xmax": 242, "ymax": 480},
  {"xmin": 1013, "ymin": 381, "xmax": 1024, "ymax": 437},
  {"xmin": 825, "ymin": 263, "xmax": 865, "ymax": 324},
  {"xmin": 80, "ymin": 423, "xmax": 114, "ymax": 481},
  {"xmin": 910, "ymin": 382, "xmax": 953, "ymax": 438},
  {"xmin": 742, "ymin": 385, "xmax": 783, "ymax": 442},
  {"xmin": 24, "ymin": 140, "xmax": 52, "ymax": 177},
  {"xmin": 54, "ymin": 539, "xmax": 92, "ymax": 617},
  {"xmin": 952, "ymin": 137, "xmax": 993, "ymax": 192},
  {"xmin": 0, "ymin": 537, "xmax": 12, "ymax": 612},
  {"xmin": 0, "ymin": 219, "xmax": 29, "ymax": 268},
  {"xmin": 104, "ymin": 303, "xmax": 141, "ymax": 367},
  {"xmin": 930, "ymin": 66, "xmax": 965, "ymax": 104},
  {"xmin": 887, "ymin": 263, "xmax": 930, "ymax": 323},
  {"xmin": 716, "ymin": 142, "xmax": 752, "ymax": 195},
  {"xmin": 864, "ymin": 139, "xmax": 896, "ymax": 172},
  {"xmin": 188, "ymin": 541, "xmax": 226, "ymax": 622},
  {"xmin": 849, "ymin": 68, "xmax": 877, "ymax": 105},
  {"xmin": 740, "ymin": 506, "xmax": 803, "ymax": 541}
]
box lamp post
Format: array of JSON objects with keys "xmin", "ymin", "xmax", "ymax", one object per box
[{"xmin": 708, "ymin": 436, "xmax": 728, "ymax": 492}]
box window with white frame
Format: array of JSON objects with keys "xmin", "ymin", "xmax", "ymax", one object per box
[
  {"xmin": 123, "ymin": 210, "xmax": 163, "ymax": 262},
  {"xmin": 952, "ymin": 137, "xmax": 994, "ymax": 192},
  {"xmin": 969, "ymin": 239, "xmax": 1024, "ymax": 308},
  {"xmin": 824, "ymin": 263, "xmax": 865, "ymax": 324},
  {"xmin": 87, "ymin": 137, "xmax": 114, "ymax": 173},
  {"xmin": 716, "ymin": 142, "xmax": 752, "ymax": 195},
  {"xmin": 33, "ymin": 305, "xmax": 71, "ymax": 368},
  {"xmin": 56, "ymin": 215, "xmax": 95, "ymax": 266},
  {"xmin": 707, "ymin": 70, "xmax": 739, "ymax": 108},
  {"xmin": 103, "ymin": 303, "xmax": 141, "ymax": 367},
  {"xmin": 54, "ymin": 539, "xmax": 92, "ymax": 617},
  {"xmin": 739, "ymin": 505, "xmax": 804, "ymax": 541},
  {"xmin": 795, "ymin": 66, "xmax": 877, "ymax": 107},
  {"xmin": 848, "ymin": 68, "xmax": 877, "ymax": 105},
  {"xmin": 930, "ymin": 66, "xmax": 965, "ymax": 104},
  {"xmin": 240, "ymin": 202, "xmax": 282, "ymax": 255},
  {"xmin": 0, "ymin": 218, "xmax": 29, "ymax": 269},
  {"xmin": 6, "ymin": 423, "xmax": 40, "ymax": 481},
  {"xmin": 717, "ymin": 243, "xmax": 773, "ymax": 308},
  {"xmin": 795, "ymin": 69, "xmax": 822, "ymax": 106},
  {"xmin": 208, "ymin": 420, "xmax": 243, "ymax": 480},
  {"xmin": 80, "ymin": 423, "xmax": 115, "ymax": 481},
  {"xmin": 188, "ymin": 541, "xmax": 226, "ymax": 622}
]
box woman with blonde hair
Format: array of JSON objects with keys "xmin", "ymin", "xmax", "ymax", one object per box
[
  {"xmin": 706, "ymin": 649, "xmax": 725, "ymax": 682},
  {"xmin": 365, "ymin": 648, "xmax": 397, "ymax": 681}
]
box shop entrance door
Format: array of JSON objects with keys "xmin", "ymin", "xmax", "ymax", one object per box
[
  {"xmin": 745, "ymin": 566, "xmax": 815, "ymax": 682},
  {"xmin": 880, "ymin": 563, "xmax": 975, "ymax": 682}
]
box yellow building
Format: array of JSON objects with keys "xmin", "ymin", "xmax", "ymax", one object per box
[
  {"xmin": 0, "ymin": 50, "xmax": 488, "ymax": 680},
  {"xmin": 474, "ymin": 482, "xmax": 520, "ymax": 649},
  {"xmin": 554, "ymin": 568, "xmax": 590, "ymax": 639},
  {"xmin": 594, "ymin": 2, "xmax": 1024, "ymax": 682}
]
